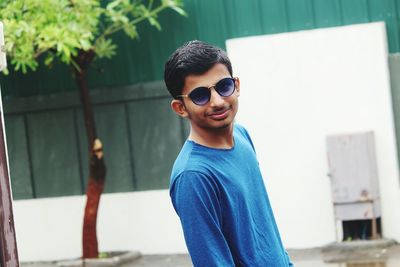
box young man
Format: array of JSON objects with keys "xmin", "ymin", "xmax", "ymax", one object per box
[{"xmin": 164, "ymin": 40, "xmax": 293, "ymax": 267}]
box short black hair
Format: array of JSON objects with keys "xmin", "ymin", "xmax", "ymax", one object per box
[{"xmin": 164, "ymin": 40, "xmax": 233, "ymax": 98}]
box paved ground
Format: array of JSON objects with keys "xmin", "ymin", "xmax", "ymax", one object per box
[
  {"xmin": 119, "ymin": 244, "xmax": 400, "ymax": 267},
  {"xmin": 21, "ymin": 242, "xmax": 400, "ymax": 267}
]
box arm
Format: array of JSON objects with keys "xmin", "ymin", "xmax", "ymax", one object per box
[{"xmin": 170, "ymin": 171, "xmax": 235, "ymax": 267}]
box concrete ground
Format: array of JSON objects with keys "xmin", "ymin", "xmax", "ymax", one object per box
[
  {"xmin": 119, "ymin": 244, "xmax": 400, "ymax": 267},
  {"xmin": 21, "ymin": 241, "xmax": 400, "ymax": 267}
]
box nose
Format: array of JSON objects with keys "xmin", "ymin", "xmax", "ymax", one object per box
[{"xmin": 209, "ymin": 86, "xmax": 225, "ymax": 107}]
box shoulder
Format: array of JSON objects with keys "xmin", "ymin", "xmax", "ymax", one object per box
[
  {"xmin": 234, "ymin": 123, "xmax": 251, "ymax": 139},
  {"xmin": 172, "ymin": 141, "xmax": 204, "ymax": 173},
  {"xmin": 234, "ymin": 123, "xmax": 256, "ymax": 151},
  {"xmin": 234, "ymin": 123, "xmax": 246, "ymax": 133},
  {"xmin": 170, "ymin": 141, "xmax": 216, "ymax": 186}
]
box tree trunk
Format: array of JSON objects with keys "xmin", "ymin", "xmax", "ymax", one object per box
[{"xmin": 73, "ymin": 50, "xmax": 106, "ymax": 259}]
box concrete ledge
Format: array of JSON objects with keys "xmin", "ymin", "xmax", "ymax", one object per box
[
  {"xmin": 322, "ymin": 239, "xmax": 397, "ymax": 262},
  {"xmin": 322, "ymin": 239, "xmax": 397, "ymax": 251},
  {"xmin": 57, "ymin": 251, "xmax": 141, "ymax": 267}
]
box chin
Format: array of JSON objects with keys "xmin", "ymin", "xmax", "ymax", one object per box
[
  {"xmin": 208, "ymin": 120, "xmax": 233, "ymax": 130},
  {"xmin": 217, "ymin": 123, "xmax": 231, "ymax": 129}
]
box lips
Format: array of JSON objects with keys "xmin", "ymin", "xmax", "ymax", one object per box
[{"xmin": 207, "ymin": 107, "xmax": 231, "ymax": 120}]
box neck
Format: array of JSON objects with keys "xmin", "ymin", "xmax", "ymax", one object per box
[{"xmin": 189, "ymin": 123, "xmax": 235, "ymax": 149}]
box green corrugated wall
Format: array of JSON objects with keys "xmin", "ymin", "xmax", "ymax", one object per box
[
  {"xmin": 4, "ymin": 0, "xmax": 400, "ymax": 199},
  {"xmin": 2, "ymin": 0, "xmax": 400, "ymax": 97},
  {"xmin": 5, "ymin": 82, "xmax": 189, "ymax": 199}
]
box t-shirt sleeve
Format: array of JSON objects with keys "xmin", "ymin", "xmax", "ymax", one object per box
[
  {"xmin": 170, "ymin": 170, "xmax": 235, "ymax": 267},
  {"xmin": 285, "ymin": 250, "xmax": 294, "ymax": 266}
]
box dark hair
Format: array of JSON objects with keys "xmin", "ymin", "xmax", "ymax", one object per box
[{"xmin": 164, "ymin": 40, "xmax": 233, "ymax": 98}]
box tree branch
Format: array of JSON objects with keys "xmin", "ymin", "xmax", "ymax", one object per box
[{"xmin": 93, "ymin": 2, "xmax": 169, "ymax": 46}]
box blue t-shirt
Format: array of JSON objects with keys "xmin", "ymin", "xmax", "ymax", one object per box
[{"xmin": 170, "ymin": 124, "xmax": 293, "ymax": 267}]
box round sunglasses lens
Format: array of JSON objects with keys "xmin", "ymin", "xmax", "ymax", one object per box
[
  {"xmin": 216, "ymin": 78, "xmax": 235, "ymax": 96},
  {"xmin": 190, "ymin": 87, "xmax": 210, "ymax": 105}
]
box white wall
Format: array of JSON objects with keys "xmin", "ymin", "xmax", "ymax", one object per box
[
  {"xmin": 13, "ymin": 191, "xmax": 187, "ymax": 262},
  {"xmin": 13, "ymin": 22, "xmax": 400, "ymax": 261},
  {"xmin": 226, "ymin": 22, "xmax": 400, "ymax": 248}
]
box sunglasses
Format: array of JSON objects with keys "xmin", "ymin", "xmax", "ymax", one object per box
[{"xmin": 177, "ymin": 77, "xmax": 237, "ymax": 106}]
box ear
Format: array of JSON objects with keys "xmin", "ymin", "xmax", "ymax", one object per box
[
  {"xmin": 235, "ymin": 77, "xmax": 240, "ymax": 96},
  {"xmin": 171, "ymin": 99, "xmax": 189, "ymax": 118}
]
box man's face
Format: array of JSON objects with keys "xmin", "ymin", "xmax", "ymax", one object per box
[{"xmin": 176, "ymin": 63, "xmax": 240, "ymax": 132}]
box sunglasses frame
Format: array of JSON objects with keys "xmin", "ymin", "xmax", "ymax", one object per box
[{"xmin": 177, "ymin": 77, "xmax": 238, "ymax": 106}]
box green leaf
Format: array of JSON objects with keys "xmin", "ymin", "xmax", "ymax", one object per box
[
  {"xmin": 170, "ymin": 5, "xmax": 186, "ymax": 16},
  {"xmin": 79, "ymin": 39, "xmax": 92, "ymax": 50},
  {"xmin": 62, "ymin": 46, "xmax": 71, "ymax": 61},
  {"xmin": 106, "ymin": 0, "xmax": 119, "ymax": 11},
  {"xmin": 94, "ymin": 38, "xmax": 117, "ymax": 59},
  {"xmin": 123, "ymin": 24, "xmax": 138, "ymax": 39},
  {"xmin": 2, "ymin": 68, "xmax": 10, "ymax": 75},
  {"xmin": 148, "ymin": 16, "xmax": 161, "ymax": 31},
  {"xmin": 44, "ymin": 55, "xmax": 54, "ymax": 66}
]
